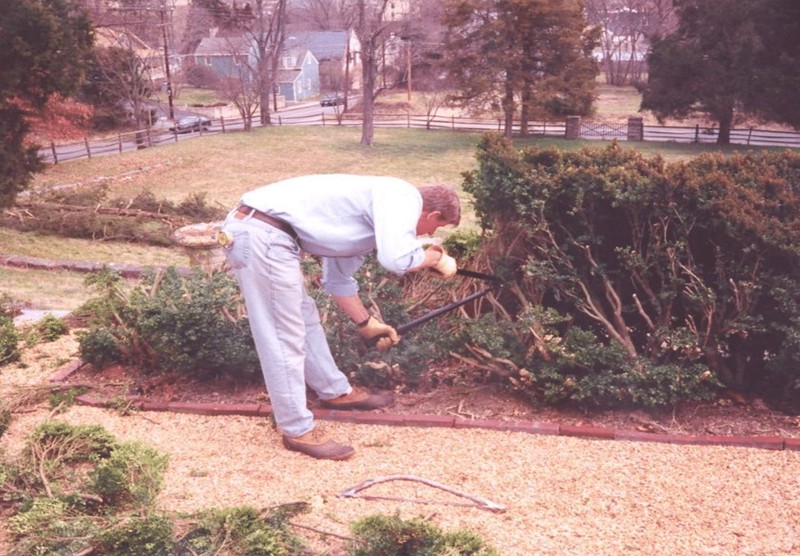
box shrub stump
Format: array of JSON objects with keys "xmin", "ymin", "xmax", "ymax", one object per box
[{"xmin": 173, "ymin": 222, "xmax": 226, "ymax": 270}]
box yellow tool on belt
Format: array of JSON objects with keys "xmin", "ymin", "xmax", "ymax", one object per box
[{"xmin": 215, "ymin": 230, "xmax": 234, "ymax": 247}]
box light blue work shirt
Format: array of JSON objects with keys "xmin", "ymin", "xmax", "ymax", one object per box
[{"xmin": 239, "ymin": 174, "xmax": 426, "ymax": 297}]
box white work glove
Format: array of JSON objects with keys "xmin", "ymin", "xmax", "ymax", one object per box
[
  {"xmin": 357, "ymin": 316, "xmax": 400, "ymax": 352},
  {"xmin": 426, "ymin": 245, "xmax": 458, "ymax": 280}
]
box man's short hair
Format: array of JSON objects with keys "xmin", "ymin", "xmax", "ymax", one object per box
[{"xmin": 419, "ymin": 185, "xmax": 461, "ymax": 226}]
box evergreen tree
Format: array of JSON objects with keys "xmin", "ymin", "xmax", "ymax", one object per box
[
  {"xmin": 749, "ymin": 0, "xmax": 800, "ymax": 128},
  {"xmin": 0, "ymin": 0, "xmax": 93, "ymax": 208},
  {"xmin": 441, "ymin": 0, "xmax": 600, "ymax": 137},
  {"xmin": 641, "ymin": 0, "xmax": 800, "ymax": 144}
]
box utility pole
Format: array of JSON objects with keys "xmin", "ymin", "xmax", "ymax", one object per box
[
  {"xmin": 159, "ymin": 2, "xmax": 174, "ymax": 120},
  {"xmin": 406, "ymin": 40, "xmax": 412, "ymax": 102},
  {"xmin": 344, "ymin": 36, "xmax": 351, "ymax": 111}
]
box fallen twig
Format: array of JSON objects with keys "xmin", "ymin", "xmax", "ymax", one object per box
[
  {"xmin": 289, "ymin": 522, "xmax": 354, "ymax": 542},
  {"xmin": 338, "ymin": 474, "xmax": 506, "ymax": 513}
]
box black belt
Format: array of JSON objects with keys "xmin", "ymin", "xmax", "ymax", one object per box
[{"xmin": 235, "ymin": 205, "xmax": 298, "ymax": 240}]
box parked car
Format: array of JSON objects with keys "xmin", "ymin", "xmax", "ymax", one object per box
[
  {"xmin": 320, "ymin": 93, "xmax": 345, "ymax": 107},
  {"xmin": 170, "ymin": 115, "xmax": 212, "ymax": 133}
]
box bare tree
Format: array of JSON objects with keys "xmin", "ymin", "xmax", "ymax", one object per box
[
  {"xmin": 217, "ymin": 73, "xmax": 261, "ymax": 130},
  {"xmin": 208, "ymin": 37, "xmax": 261, "ymax": 129},
  {"xmin": 585, "ymin": 0, "xmax": 676, "ymax": 85},
  {"xmin": 350, "ymin": 0, "xmax": 395, "ymax": 146},
  {"xmin": 239, "ymin": 0, "xmax": 288, "ymax": 125},
  {"xmin": 289, "ymin": 0, "xmax": 354, "ymax": 30},
  {"xmin": 89, "ymin": 37, "xmax": 156, "ymax": 130},
  {"xmin": 420, "ymin": 90, "xmax": 446, "ymax": 129}
]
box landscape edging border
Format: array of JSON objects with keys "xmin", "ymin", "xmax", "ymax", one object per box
[{"xmin": 48, "ymin": 359, "xmax": 798, "ymax": 452}]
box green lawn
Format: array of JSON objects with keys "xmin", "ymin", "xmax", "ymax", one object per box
[{"xmin": 7, "ymin": 125, "xmax": 781, "ymax": 311}]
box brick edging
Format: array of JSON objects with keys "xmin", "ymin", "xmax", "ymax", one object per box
[{"xmin": 49, "ymin": 358, "xmax": 798, "ymax": 452}]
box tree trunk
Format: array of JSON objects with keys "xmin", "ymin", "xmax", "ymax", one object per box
[
  {"xmin": 360, "ymin": 40, "xmax": 377, "ymax": 146},
  {"xmin": 716, "ymin": 108, "xmax": 733, "ymax": 145},
  {"xmin": 519, "ymin": 83, "xmax": 531, "ymax": 138},
  {"xmin": 260, "ymin": 87, "xmax": 271, "ymax": 126},
  {"xmin": 502, "ymin": 77, "xmax": 515, "ymax": 138}
]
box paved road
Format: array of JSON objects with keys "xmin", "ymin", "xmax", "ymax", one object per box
[
  {"xmin": 41, "ymin": 101, "xmax": 800, "ymax": 164},
  {"xmin": 41, "ymin": 100, "xmax": 341, "ymax": 163}
]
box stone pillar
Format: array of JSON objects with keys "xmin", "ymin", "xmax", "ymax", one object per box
[
  {"xmin": 627, "ymin": 116, "xmax": 644, "ymax": 141},
  {"xmin": 565, "ymin": 115, "xmax": 581, "ymax": 140}
]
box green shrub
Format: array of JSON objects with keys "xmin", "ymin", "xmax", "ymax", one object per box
[
  {"xmin": 177, "ymin": 191, "xmax": 225, "ymax": 220},
  {"xmin": 35, "ymin": 314, "xmax": 68, "ymax": 342},
  {"xmin": 27, "ymin": 421, "xmax": 117, "ymax": 464},
  {"xmin": 98, "ymin": 514, "xmax": 175, "ymax": 556},
  {"xmin": 48, "ymin": 386, "xmax": 89, "ymax": 411},
  {"xmin": 0, "ymin": 405, "xmax": 11, "ymax": 439},
  {"xmin": 78, "ymin": 326, "xmax": 121, "ymax": 369},
  {"xmin": 181, "ymin": 505, "xmax": 306, "ymax": 556},
  {"xmin": 442, "ymin": 229, "xmax": 484, "ymax": 260},
  {"xmin": 461, "ymin": 135, "xmax": 800, "ymax": 406},
  {"xmin": 8, "ymin": 497, "xmax": 98, "ymax": 556},
  {"xmin": 348, "ymin": 513, "xmax": 497, "ymax": 556},
  {"xmin": 4, "ymin": 423, "xmax": 173, "ymax": 555},
  {"xmin": 89, "ymin": 441, "xmax": 168, "ymax": 508},
  {"xmin": 73, "ymin": 268, "xmax": 128, "ymax": 327},
  {"xmin": 75, "ymin": 257, "xmax": 451, "ymax": 390},
  {"xmin": 313, "ymin": 255, "xmax": 450, "ymax": 390},
  {"xmin": 503, "ymin": 324, "xmax": 719, "ymax": 408},
  {"xmin": 0, "ymin": 315, "xmax": 20, "ymax": 366},
  {"xmin": 78, "ymin": 267, "xmax": 260, "ymax": 378},
  {"xmin": 1, "ymin": 186, "xmax": 225, "ymax": 246}
]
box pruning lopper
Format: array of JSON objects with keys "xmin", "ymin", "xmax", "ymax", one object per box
[{"xmin": 364, "ymin": 268, "xmax": 502, "ymax": 347}]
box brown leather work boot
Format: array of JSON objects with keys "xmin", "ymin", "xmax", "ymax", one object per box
[
  {"xmin": 319, "ymin": 387, "xmax": 395, "ymax": 411},
  {"xmin": 282, "ymin": 428, "xmax": 354, "ymax": 461}
]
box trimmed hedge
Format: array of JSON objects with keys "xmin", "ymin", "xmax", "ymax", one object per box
[{"xmin": 459, "ymin": 135, "xmax": 800, "ymax": 407}]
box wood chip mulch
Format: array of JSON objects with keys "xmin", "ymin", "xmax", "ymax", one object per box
[{"xmin": 2, "ymin": 335, "xmax": 800, "ymax": 555}]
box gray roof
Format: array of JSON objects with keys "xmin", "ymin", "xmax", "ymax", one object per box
[
  {"xmin": 194, "ymin": 36, "xmax": 251, "ymax": 56},
  {"xmin": 284, "ymin": 30, "xmax": 347, "ymax": 61}
]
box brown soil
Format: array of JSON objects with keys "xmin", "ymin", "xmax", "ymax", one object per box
[{"xmin": 64, "ymin": 361, "xmax": 800, "ymax": 439}]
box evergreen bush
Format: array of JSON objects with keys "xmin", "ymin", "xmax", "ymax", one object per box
[
  {"xmin": 0, "ymin": 185, "xmax": 225, "ymax": 245},
  {"xmin": 89, "ymin": 441, "xmax": 168, "ymax": 508},
  {"xmin": 461, "ymin": 135, "xmax": 800, "ymax": 407},
  {"xmin": 0, "ymin": 315, "xmax": 20, "ymax": 367},
  {"xmin": 180, "ymin": 505, "xmax": 306, "ymax": 556},
  {"xmin": 75, "ymin": 253, "xmax": 448, "ymax": 390},
  {"xmin": 77, "ymin": 267, "xmax": 261, "ymax": 378},
  {"xmin": 348, "ymin": 513, "xmax": 498, "ymax": 556},
  {"xmin": 34, "ymin": 314, "xmax": 67, "ymax": 342},
  {"xmin": 98, "ymin": 514, "xmax": 175, "ymax": 556}
]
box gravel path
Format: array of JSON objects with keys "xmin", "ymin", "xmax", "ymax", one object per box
[{"xmin": 2, "ymin": 338, "xmax": 800, "ymax": 555}]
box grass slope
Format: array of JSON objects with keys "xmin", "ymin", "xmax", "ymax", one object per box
[{"xmin": 5, "ymin": 122, "xmax": 783, "ymax": 310}]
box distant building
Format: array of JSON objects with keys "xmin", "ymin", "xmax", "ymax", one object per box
[
  {"xmin": 94, "ymin": 27, "xmax": 170, "ymax": 82},
  {"xmin": 284, "ymin": 30, "xmax": 361, "ymax": 92},
  {"xmin": 189, "ymin": 36, "xmax": 320, "ymax": 100}
]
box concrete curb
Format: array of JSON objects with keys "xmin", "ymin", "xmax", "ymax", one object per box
[{"xmin": 49, "ymin": 358, "xmax": 798, "ymax": 452}]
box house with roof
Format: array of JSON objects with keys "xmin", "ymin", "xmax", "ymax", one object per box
[
  {"xmin": 189, "ymin": 36, "xmax": 320, "ymax": 101},
  {"xmin": 94, "ymin": 27, "xmax": 170, "ymax": 82},
  {"xmin": 283, "ymin": 30, "xmax": 361, "ymax": 92},
  {"xmin": 276, "ymin": 48, "xmax": 319, "ymax": 101},
  {"xmin": 190, "ymin": 36, "xmax": 252, "ymax": 80}
]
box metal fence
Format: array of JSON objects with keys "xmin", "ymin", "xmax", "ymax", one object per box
[{"xmin": 40, "ymin": 110, "xmax": 800, "ymax": 165}]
